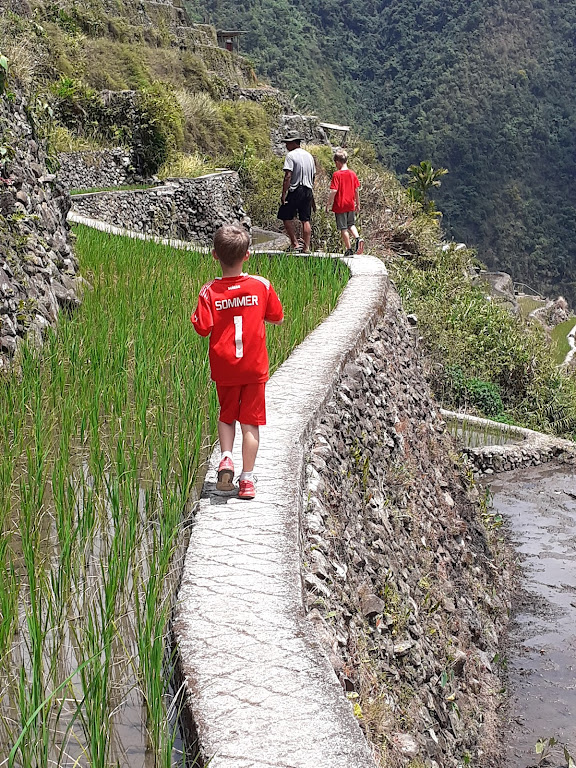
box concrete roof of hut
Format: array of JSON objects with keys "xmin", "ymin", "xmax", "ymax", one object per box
[{"xmin": 319, "ymin": 122, "xmax": 350, "ymax": 132}]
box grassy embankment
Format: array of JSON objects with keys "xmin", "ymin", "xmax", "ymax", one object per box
[{"xmin": 0, "ymin": 225, "xmax": 348, "ymax": 766}]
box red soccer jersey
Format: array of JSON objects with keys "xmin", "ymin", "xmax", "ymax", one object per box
[
  {"xmin": 330, "ymin": 169, "xmax": 361, "ymax": 214},
  {"xmin": 191, "ymin": 273, "xmax": 284, "ymax": 386}
]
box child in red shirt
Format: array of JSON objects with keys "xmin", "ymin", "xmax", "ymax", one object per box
[
  {"xmin": 326, "ymin": 148, "xmax": 364, "ymax": 256},
  {"xmin": 192, "ymin": 224, "xmax": 284, "ymax": 499}
]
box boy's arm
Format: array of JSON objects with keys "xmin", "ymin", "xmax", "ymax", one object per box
[
  {"xmin": 325, "ymin": 189, "xmax": 336, "ymax": 211},
  {"xmin": 264, "ymin": 285, "xmax": 284, "ymax": 325},
  {"xmin": 191, "ymin": 291, "xmax": 213, "ymax": 337},
  {"xmin": 355, "ymin": 188, "xmax": 360, "ymax": 212}
]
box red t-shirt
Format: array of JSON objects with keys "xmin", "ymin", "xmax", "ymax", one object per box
[
  {"xmin": 330, "ymin": 169, "xmax": 361, "ymax": 214},
  {"xmin": 191, "ymin": 274, "xmax": 284, "ymax": 386}
]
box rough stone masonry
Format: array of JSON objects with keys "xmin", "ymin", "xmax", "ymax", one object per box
[
  {"xmin": 302, "ymin": 289, "xmax": 513, "ymax": 768},
  {"xmin": 0, "ymin": 88, "xmax": 81, "ymax": 369}
]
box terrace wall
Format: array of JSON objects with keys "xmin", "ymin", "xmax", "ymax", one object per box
[
  {"xmin": 58, "ymin": 148, "xmax": 137, "ymax": 191},
  {"xmin": 69, "ymin": 172, "xmax": 250, "ymax": 246},
  {"xmin": 0, "ymin": 89, "xmax": 81, "ymax": 369}
]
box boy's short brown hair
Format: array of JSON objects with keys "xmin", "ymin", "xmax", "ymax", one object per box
[
  {"xmin": 333, "ymin": 148, "xmax": 348, "ymax": 164},
  {"xmin": 213, "ymin": 224, "xmax": 250, "ymax": 266}
]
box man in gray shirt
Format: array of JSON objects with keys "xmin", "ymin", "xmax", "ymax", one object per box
[{"xmin": 278, "ymin": 130, "xmax": 316, "ymax": 253}]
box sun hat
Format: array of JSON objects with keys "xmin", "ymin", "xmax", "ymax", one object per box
[{"xmin": 282, "ymin": 129, "xmax": 305, "ymax": 143}]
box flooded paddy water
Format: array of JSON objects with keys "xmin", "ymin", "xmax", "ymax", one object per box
[{"xmin": 484, "ymin": 462, "xmax": 576, "ymax": 767}]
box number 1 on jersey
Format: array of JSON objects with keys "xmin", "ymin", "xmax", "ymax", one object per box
[{"xmin": 234, "ymin": 315, "xmax": 243, "ymax": 358}]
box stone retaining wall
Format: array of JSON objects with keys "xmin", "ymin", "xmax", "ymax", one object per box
[
  {"xmin": 70, "ymin": 172, "xmax": 250, "ymax": 245},
  {"xmin": 442, "ymin": 410, "xmax": 576, "ymax": 475},
  {"xmin": 0, "ymin": 89, "xmax": 81, "ymax": 369},
  {"xmin": 301, "ymin": 293, "xmax": 512, "ymax": 768},
  {"xmin": 58, "ymin": 148, "xmax": 137, "ymax": 191}
]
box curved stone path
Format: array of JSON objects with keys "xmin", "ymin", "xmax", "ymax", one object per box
[
  {"xmin": 174, "ymin": 254, "xmax": 388, "ymax": 768},
  {"xmin": 68, "ymin": 209, "xmax": 386, "ymax": 766}
]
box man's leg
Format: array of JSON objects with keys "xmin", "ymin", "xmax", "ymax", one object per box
[
  {"xmin": 240, "ymin": 423, "xmax": 260, "ymax": 474},
  {"xmin": 283, "ymin": 218, "xmax": 299, "ymax": 249},
  {"xmin": 302, "ymin": 220, "xmax": 312, "ymax": 252}
]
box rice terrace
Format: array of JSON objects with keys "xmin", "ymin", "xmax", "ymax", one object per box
[{"xmin": 0, "ymin": 226, "xmax": 348, "ymax": 766}]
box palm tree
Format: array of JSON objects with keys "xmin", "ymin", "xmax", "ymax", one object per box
[{"xmin": 407, "ymin": 160, "xmax": 448, "ymax": 214}]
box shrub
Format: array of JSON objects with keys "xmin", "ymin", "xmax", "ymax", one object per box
[
  {"xmin": 50, "ymin": 77, "xmax": 184, "ymax": 175},
  {"xmin": 158, "ymin": 151, "xmax": 218, "ymax": 179},
  {"xmin": 228, "ymin": 146, "xmax": 283, "ymax": 228},
  {"xmin": 444, "ymin": 366, "xmax": 504, "ymax": 417},
  {"xmin": 133, "ymin": 83, "xmax": 184, "ymax": 174},
  {"xmin": 390, "ymin": 240, "xmax": 576, "ymax": 436}
]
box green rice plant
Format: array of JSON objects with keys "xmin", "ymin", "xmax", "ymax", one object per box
[{"xmin": 550, "ymin": 316, "xmax": 576, "ymax": 365}]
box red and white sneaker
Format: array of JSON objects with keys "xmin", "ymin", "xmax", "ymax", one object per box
[
  {"xmin": 216, "ymin": 456, "xmax": 235, "ymax": 492},
  {"xmin": 238, "ymin": 478, "xmax": 256, "ymax": 500}
]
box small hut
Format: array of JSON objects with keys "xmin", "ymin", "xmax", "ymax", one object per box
[{"xmin": 216, "ymin": 30, "xmax": 245, "ymax": 53}]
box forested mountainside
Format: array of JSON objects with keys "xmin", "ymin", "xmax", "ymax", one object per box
[{"xmin": 187, "ymin": 0, "xmax": 576, "ymax": 305}]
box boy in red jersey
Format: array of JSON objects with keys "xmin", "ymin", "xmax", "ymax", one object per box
[
  {"xmin": 326, "ymin": 148, "xmax": 364, "ymax": 256},
  {"xmin": 191, "ymin": 224, "xmax": 284, "ymax": 500}
]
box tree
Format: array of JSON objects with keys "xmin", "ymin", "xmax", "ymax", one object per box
[{"xmin": 407, "ymin": 160, "xmax": 448, "ymax": 215}]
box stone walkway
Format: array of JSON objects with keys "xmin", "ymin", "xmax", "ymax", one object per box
[
  {"xmin": 174, "ymin": 254, "xmax": 389, "ymax": 768},
  {"xmin": 68, "ymin": 209, "xmax": 386, "ymax": 765}
]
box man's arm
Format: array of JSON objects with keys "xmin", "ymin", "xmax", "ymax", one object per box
[{"xmin": 281, "ymin": 169, "xmax": 292, "ymax": 204}]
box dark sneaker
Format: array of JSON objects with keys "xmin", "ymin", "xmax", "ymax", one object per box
[
  {"xmin": 216, "ymin": 456, "xmax": 234, "ymax": 492},
  {"xmin": 344, "ymin": 248, "xmax": 354, "ymax": 257},
  {"xmin": 238, "ymin": 478, "xmax": 256, "ymax": 500}
]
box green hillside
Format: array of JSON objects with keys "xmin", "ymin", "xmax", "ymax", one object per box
[{"xmin": 187, "ymin": 0, "xmax": 576, "ymax": 306}]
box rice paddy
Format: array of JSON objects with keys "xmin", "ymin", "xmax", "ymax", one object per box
[
  {"xmin": 550, "ymin": 316, "xmax": 576, "ymax": 365},
  {"xmin": 0, "ymin": 226, "xmax": 349, "ymax": 767},
  {"xmin": 445, "ymin": 415, "xmax": 524, "ymax": 448}
]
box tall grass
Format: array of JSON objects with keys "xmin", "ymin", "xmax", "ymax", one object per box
[{"xmin": 0, "ymin": 226, "xmax": 348, "ymax": 766}]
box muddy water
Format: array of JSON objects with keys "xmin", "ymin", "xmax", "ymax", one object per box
[{"xmin": 485, "ymin": 462, "xmax": 576, "ymax": 766}]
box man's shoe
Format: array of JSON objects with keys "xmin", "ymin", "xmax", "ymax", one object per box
[
  {"xmin": 216, "ymin": 456, "xmax": 235, "ymax": 492},
  {"xmin": 238, "ymin": 478, "xmax": 256, "ymax": 500}
]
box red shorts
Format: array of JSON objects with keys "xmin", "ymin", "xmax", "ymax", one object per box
[{"xmin": 216, "ymin": 382, "xmax": 267, "ymax": 425}]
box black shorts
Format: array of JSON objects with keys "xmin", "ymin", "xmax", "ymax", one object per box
[{"xmin": 278, "ymin": 185, "xmax": 314, "ymax": 223}]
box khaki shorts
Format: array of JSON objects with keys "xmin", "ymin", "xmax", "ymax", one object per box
[{"xmin": 335, "ymin": 211, "xmax": 356, "ymax": 230}]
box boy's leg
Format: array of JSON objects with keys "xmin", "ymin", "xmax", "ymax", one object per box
[
  {"xmin": 218, "ymin": 419, "xmax": 236, "ymax": 455},
  {"xmin": 238, "ymin": 423, "xmax": 259, "ymax": 500},
  {"xmin": 237, "ymin": 383, "xmax": 265, "ymax": 499},
  {"xmin": 340, "ymin": 228, "xmax": 351, "ymax": 250},
  {"xmin": 349, "ymin": 224, "xmax": 359, "ymax": 239},
  {"xmin": 240, "ymin": 424, "xmax": 259, "ymax": 474},
  {"xmin": 335, "ymin": 212, "xmax": 352, "ymax": 253},
  {"xmin": 215, "ymin": 384, "xmax": 240, "ymax": 492}
]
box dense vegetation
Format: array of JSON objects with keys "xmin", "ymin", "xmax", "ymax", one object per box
[{"xmin": 188, "ymin": 0, "xmax": 576, "ymax": 306}]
